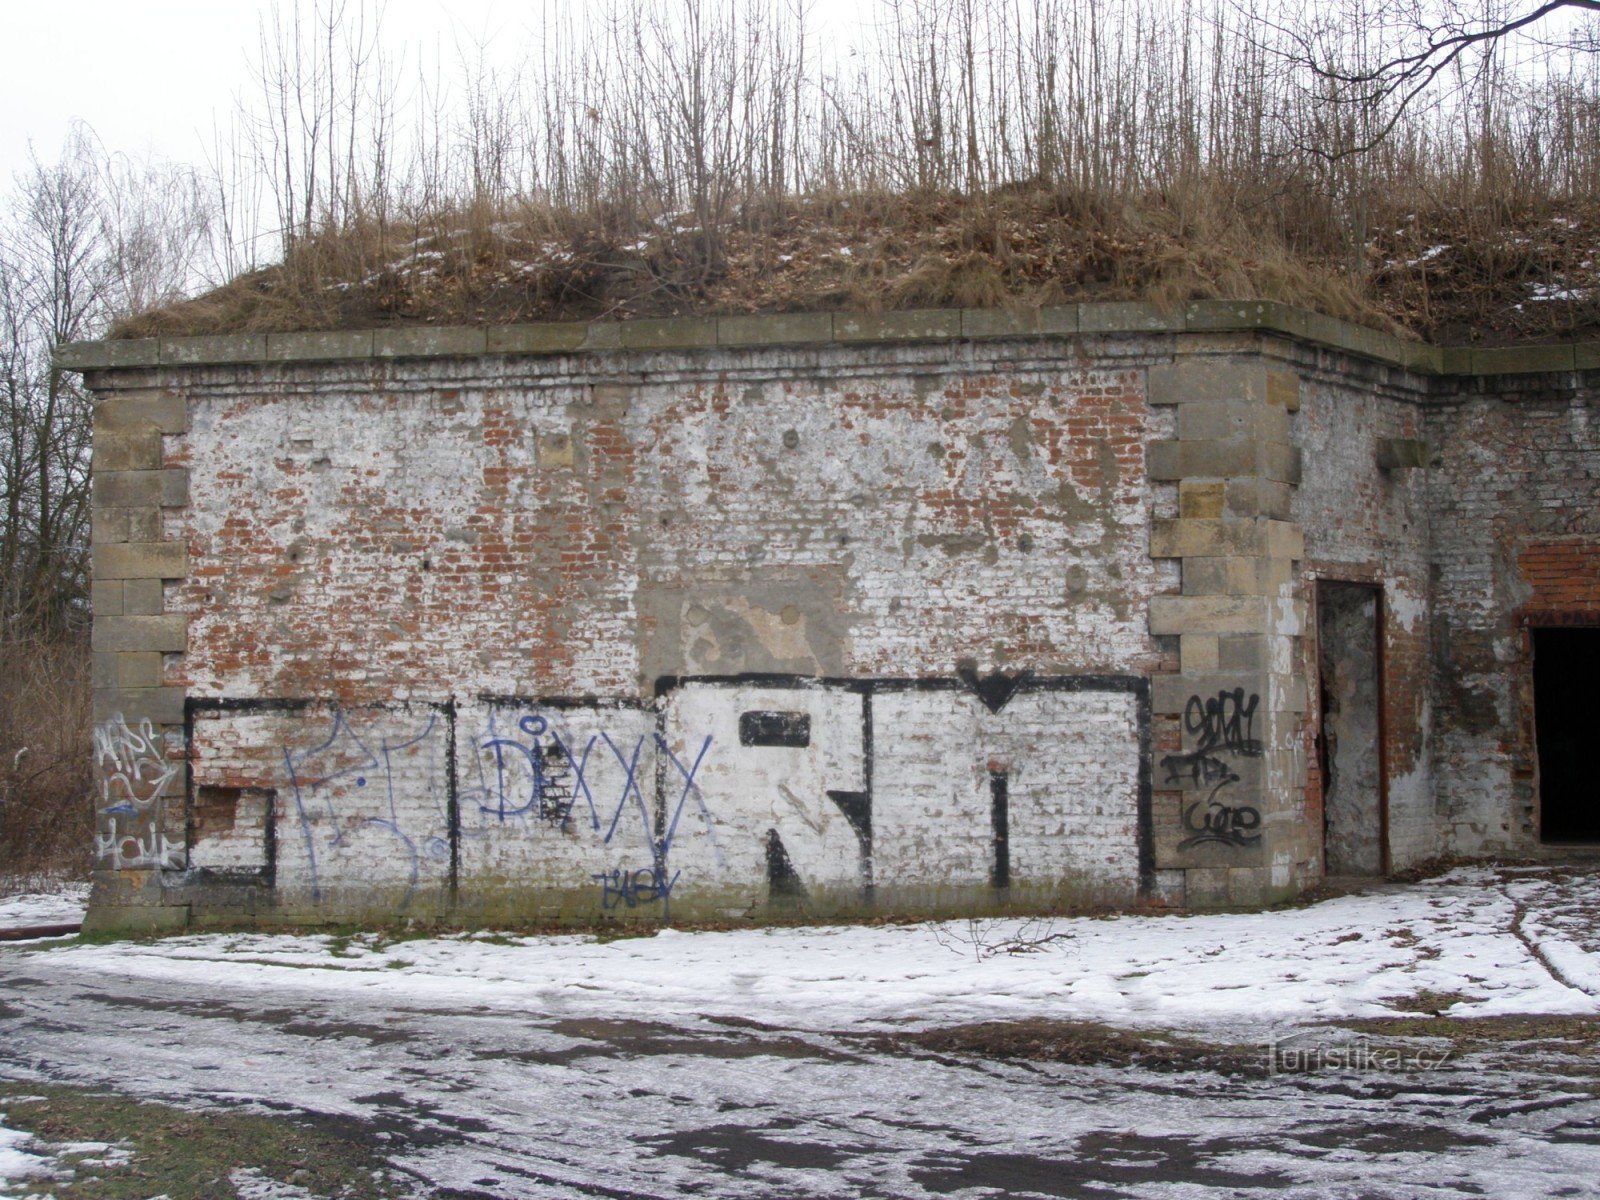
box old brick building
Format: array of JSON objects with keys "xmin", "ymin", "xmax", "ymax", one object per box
[{"xmin": 60, "ymin": 302, "xmax": 1600, "ymax": 931}]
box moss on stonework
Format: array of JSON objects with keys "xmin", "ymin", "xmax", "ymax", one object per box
[{"xmin": 81, "ymin": 874, "xmax": 1159, "ymax": 940}]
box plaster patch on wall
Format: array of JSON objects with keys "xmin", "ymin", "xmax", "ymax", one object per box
[
  {"xmin": 636, "ymin": 573, "xmax": 852, "ymax": 683},
  {"xmin": 1387, "ymin": 584, "xmax": 1427, "ymax": 632}
]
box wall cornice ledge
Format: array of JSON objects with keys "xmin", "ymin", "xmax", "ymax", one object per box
[{"xmin": 52, "ymin": 300, "xmax": 1600, "ymax": 379}]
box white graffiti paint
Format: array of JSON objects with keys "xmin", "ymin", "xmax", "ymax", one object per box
[{"xmin": 93, "ymin": 714, "xmax": 182, "ymax": 870}]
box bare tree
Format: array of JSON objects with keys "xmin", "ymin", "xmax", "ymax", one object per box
[
  {"xmin": 244, "ymin": 0, "xmax": 392, "ymax": 253},
  {"xmin": 1266, "ymin": 0, "xmax": 1600, "ymax": 155},
  {"xmin": 0, "ymin": 138, "xmax": 107, "ymax": 637},
  {"xmin": 0, "ymin": 129, "xmax": 210, "ymax": 879},
  {"xmin": 0, "ymin": 128, "xmax": 208, "ymax": 639}
]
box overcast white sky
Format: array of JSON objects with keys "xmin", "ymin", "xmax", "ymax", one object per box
[
  {"xmin": 7, "ymin": 0, "xmax": 1585, "ymax": 214},
  {"xmin": 1, "ymin": 0, "xmax": 882, "ymax": 190},
  {"xmin": 0, "ymin": 1, "xmax": 531, "ymax": 184}
]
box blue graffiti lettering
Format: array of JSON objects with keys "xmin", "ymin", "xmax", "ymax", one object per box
[
  {"xmin": 592, "ymin": 864, "xmax": 680, "ymax": 910},
  {"xmin": 282, "ymin": 708, "xmax": 444, "ymax": 908}
]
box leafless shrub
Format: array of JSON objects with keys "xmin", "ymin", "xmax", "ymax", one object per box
[
  {"xmin": 933, "ymin": 915, "xmax": 1076, "ymax": 962},
  {"xmin": 0, "ymin": 635, "xmax": 92, "ymax": 883}
]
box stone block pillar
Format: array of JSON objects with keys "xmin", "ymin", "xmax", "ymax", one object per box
[
  {"xmin": 86, "ymin": 388, "xmax": 191, "ymax": 931},
  {"xmin": 1146, "ymin": 359, "xmax": 1312, "ymax": 906}
]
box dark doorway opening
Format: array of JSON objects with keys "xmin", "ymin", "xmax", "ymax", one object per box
[
  {"xmin": 1318, "ymin": 582, "xmax": 1386, "ymax": 876},
  {"xmin": 1534, "ymin": 627, "xmax": 1600, "ymax": 844}
]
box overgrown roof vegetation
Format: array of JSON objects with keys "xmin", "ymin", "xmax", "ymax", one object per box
[
  {"xmin": 109, "ymin": 0, "xmax": 1600, "ymax": 346},
  {"xmin": 114, "ymin": 187, "xmax": 1600, "ymax": 346}
]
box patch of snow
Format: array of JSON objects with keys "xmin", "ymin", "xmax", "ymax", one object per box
[
  {"xmin": 57, "ymin": 1141, "xmax": 131, "ymax": 1168},
  {"xmin": 1402, "ymin": 244, "xmax": 1452, "ymax": 267},
  {"xmin": 1529, "ymin": 282, "xmax": 1591, "ymax": 302},
  {"xmin": 0, "ymin": 885, "xmax": 88, "ymax": 929},
  {"xmin": 9, "ymin": 868, "xmax": 1600, "ymax": 1200},
  {"xmin": 29, "ymin": 868, "xmax": 1600, "ymax": 1035},
  {"xmin": 1537, "ymin": 937, "xmax": 1600, "ymax": 996},
  {"xmin": 0, "ymin": 1118, "xmax": 50, "ymax": 1190},
  {"xmin": 229, "ymin": 1167, "xmax": 319, "ymax": 1199}
]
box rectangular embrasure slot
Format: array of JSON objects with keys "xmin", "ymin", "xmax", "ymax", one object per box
[{"xmin": 739, "ymin": 710, "xmax": 812, "ymax": 748}]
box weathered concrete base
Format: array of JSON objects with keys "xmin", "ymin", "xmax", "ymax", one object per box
[
  {"xmin": 82, "ymin": 871, "xmax": 190, "ymax": 935},
  {"xmin": 87, "ymin": 877, "xmax": 1163, "ymax": 935}
]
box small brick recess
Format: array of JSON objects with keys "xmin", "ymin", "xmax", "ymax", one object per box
[{"xmin": 60, "ymin": 303, "xmax": 1600, "ymax": 931}]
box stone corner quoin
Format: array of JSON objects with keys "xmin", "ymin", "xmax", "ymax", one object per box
[{"xmin": 67, "ymin": 303, "xmax": 1600, "ymax": 933}]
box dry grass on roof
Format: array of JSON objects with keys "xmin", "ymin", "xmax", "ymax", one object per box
[{"xmin": 113, "ymin": 186, "xmax": 1600, "ymax": 347}]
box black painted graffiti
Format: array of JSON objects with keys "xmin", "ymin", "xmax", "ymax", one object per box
[
  {"xmin": 1178, "ymin": 799, "xmax": 1262, "ymax": 849},
  {"xmin": 1159, "ymin": 690, "xmax": 1260, "ymax": 788},
  {"xmin": 825, "ymin": 789, "xmax": 870, "ymax": 853},
  {"xmin": 989, "ymin": 768, "xmax": 1010, "ymax": 890},
  {"xmin": 765, "ymin": 828, "xmax": 807, "ymax": 899},
  {"xmin": 1159, "ymin": 688, "xmax": 1261, "ymax": 788},
  {"xmin": 957, "ymin": 665, "xmax": 1032, "ymax": 715},
  {"xmin": 1161, "ymin": 688, "xmax": 1263, "ymax": 855},
  {"xmin": 1160, "ymin": 750, "xmax": 1240, "ymax": 790},
  {"xmin": 186, "ymin": 672, "xmax": 1156, "ymax": 914},
  {"xmin": 1186, "ymin": 688, "xmax": 1261, "ymax": 758}
]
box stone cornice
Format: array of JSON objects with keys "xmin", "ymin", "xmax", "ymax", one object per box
[{"xmin": 52, "ymin": 300, "xmax": 1600, "ymax": 377}]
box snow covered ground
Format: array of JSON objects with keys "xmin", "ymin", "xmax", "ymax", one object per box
[
  {"xmin": 2, "ymin": 865, "xmax": 1598, "ymax": 1197},
  {"xmin": 0, "ymin": 883, "xmax": 88, "ymax": 929},
  {"xmin": 0, "ymin": 1115, "xmax": 51, "ymax": 1193},
  {"xmin": 19, "ymin": 866, "xmax": 1599, "ymax": 1032}
]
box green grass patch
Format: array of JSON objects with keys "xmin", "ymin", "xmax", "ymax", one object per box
[{"xmin": 0, "ymin": 1082, "xmax": 410, "ymax": 1199}]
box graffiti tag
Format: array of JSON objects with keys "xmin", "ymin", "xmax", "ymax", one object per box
[
  {"xmin": 1185, "ymin": 688, "xmax": 1261, "ymax": 758},
  {"xmin": 593, "ymin": 864, "xmax": 681, "ymax": 910},
  {"xmin": 93, "ymin": 714, "xmax": 182, "ymax": 870},
  {"xmin": 1179, "ymin": 799, "xmax": 1262, "ymax": 849},
  {"xmin": 479, "ymin": 714, "xmax": 578, "ymax": 827},
  {"xmin": 1161, "ymin": 689, "xmax": 1264, "ymax": 857},
  {"xmin": 283, "ymin": 707, "xmax": 447, "ymax": 908}
]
